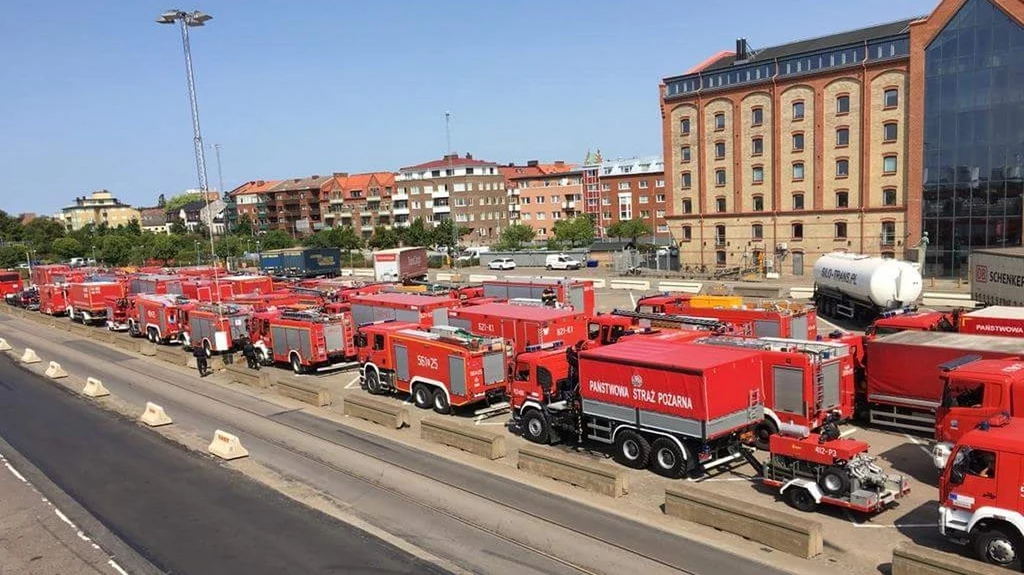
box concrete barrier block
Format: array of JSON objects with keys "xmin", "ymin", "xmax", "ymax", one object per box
[
  {"xmin": 273, "ymin": 375, "xmax": 331, "ymax": 406},
  {"xmin": 340, "ymin": 268, "xmax": 353, "ymax": 277},
  {"xmin": 353, "ymin": 269, "xmax": 375, "ymax": 278},
  {"xmin": 664, "ymin": 486, "xmax": 822, "ymax": 559},
  {"xmin": 155, "ymin": 345, "xmax": 185, "ymax": 366},
  {"xmin": 891, "ymin": 542, "xmax": 1005, "ymax": 575},
  {"xmin": 789, "ymin": 287, "xmax": 814, "ymax": 300},
  {"xmin": 139, "ymin": 342, "xmax": 157, "ymax": 357},
  {"xmin": 435, "ymin": 272, "xmax": 455, "ymax": 282},
  {"xmin": 44, "ymin": 361, "xmax": 67, "ymax": 379},
  {"xmin": 584, "ymin": 278, "xmax": 606, "ymax": 288},
  {"xmin": 732, "ymin": 285, "xmax": 785, "ymax": 299},
  {"xmin": 139, "ymin": 402, "xmax": 173, "ymax": 427},
  {"xmin": 420, "ymin": 417, "xmax": 506, "ymax": 460},
  {"xmin": 20, "ymin": 348, "xmax": 40, "ymax": 364},
  {"xmin": 606, "ymin": 278, "xmax": 647, "ymax": 288},
  {"xmin": 656, "ymin": 281, "xmax": 703, "ymax": 294},
  {"xmin": 517, "ymin": 444, "xmax": 627, "ymax": 497},
  {"xmin": 468, "ymin": 274, "xmax": 498, "ymax": 282},
  {"xmin": 82, "ymin": 377, "xmax": 110, "ymax": 398},
  {"xmin": 343, "ymin": 394, "xmax": 408, "ymax": 429},
  {"xmin": 112, "ymin": 335, "xmax": 139, "ymax": 353},
  {"xmin": 226, "ymin": 363, "xmax": 271, "ymax": 389},
  {"xmin": 0, "ymin": 338, "xmax": 10, "ymax": 351},
  {"xmin": 208, "ymin": 429, "xmax": 248, "ymax": 460}
]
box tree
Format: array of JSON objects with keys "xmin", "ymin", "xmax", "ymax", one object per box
[
  {"xmin": 368, "ymin": 226, "xmax": 400, "ymax": 250},
  {"xmin": 99, "ymin": 235, "xmax": 133, "ymax": 266},
  {"xmin": 214, "ymin": 235, "xmax": 245, "ymax": 259},
  {"xmin": 620, "ymin": 219, "xmax": 652, "ymax": 244},
  {"xmin": 150, "ymin": 234, "xmax": 180, "ymax": 262},
  {"xmin": 0, "ymin": 245, "xmax": 25, "ymax": 269},
  {"xmin": 232, "ymin": 214, "xmax": 254, "ymax": 237},
  {"xmin": 553, "ymin": 216, "xmax": 596, "ymax": 248},
  {"xmin": 606, "ymin": 221, "xmax": 625, "ymax": 243},
  {"xmin": 431, "ymin": 219, "xmax": 471, "ymax": 254},
  {"xmin": 21, "ymin": 217, "xmax": 66, "ymax": 253},
  {"xmin": 399, "ymin": 217, "xmax": 432, "ymax": 247},
  {"xmin": 51, "ymin": 237, "xmax": 83, "ymax": 260},
  {"xmin": 157, "ymin": 194, "xmax": 166, "ymax": 208},
  {"xmin": 169, "ymin": 220, "xmax": 188, "ymax": 235},
  {"xmin": 494, "ymin": 223, "xmax": 536, "ymax": 251},
  {"xmin": 259, "ymin": 229, "xmax": 295, "ymax": 250},
  {"xmin": 164, "ymin": 192, "xmax": 204, "ymax": 212}
]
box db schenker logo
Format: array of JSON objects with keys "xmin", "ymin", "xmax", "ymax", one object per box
[{"xmin": 976, "ymin": 265, "xmax": 989, "ymax": 283}]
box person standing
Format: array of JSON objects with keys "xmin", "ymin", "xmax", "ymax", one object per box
[{"xmin": 193, "ymin": 344, "xmax": 209, "ymax": 377}]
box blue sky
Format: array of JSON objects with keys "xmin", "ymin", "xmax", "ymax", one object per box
[{"xmin": 0, "ymin": 0, "xmax": 938, "ymax": 216}]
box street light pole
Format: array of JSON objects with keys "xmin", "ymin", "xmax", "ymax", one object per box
[{"xmin": 445, "ymin": 111, "xmax": 456, "ymax": 270}]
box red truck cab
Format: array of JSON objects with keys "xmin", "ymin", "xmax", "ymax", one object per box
[
  {"xmin": 0, "ymin": 271, "xmax": 23, "ymax": 300},
  {"xmin": 866, "ymin": 308, "xmax": 956, "ymax": 338},
  {"xmin": 940, "ymin": 416, "xmax": 1024, "ymax": 568}
]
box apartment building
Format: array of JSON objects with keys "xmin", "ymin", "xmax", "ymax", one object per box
[
  {"xmin": 321, "ymin": 171, "xmax": 397, "ymax": 238},
  {"xmin": 396, "ymin": 153, "xmax": 506, "ymax": 245},
  {"xmin": 580, "ymin": 156, "xmax": 667, "ymax": 239},
  {"xmin": 503, "ymin": 161, "xmax": 578, "ymax": 240},
  {"xmin": 263, "ymin": 175, "xmax": 332, "ymax": 235},
  {"xmin": 59, "ymin": 190, "xmax": 140, "ymax": 231},
  {"xmin": 228, "ymin": 180, "xmax": 280, "ymax": 233}
]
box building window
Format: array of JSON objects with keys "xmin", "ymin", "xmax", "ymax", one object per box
[
  {"xmin": 715, "ymin": 224, "xmax": 726, "ymax": 246},
  {"xmin": 655, "ymin": 179, "xmax": 665, "ymax": 188},
  {"xmin": 601, "ymin": 183, "xmax": 611, "ymax": 191},
  {"xmin": 714, "ymin": 112, "xmax": 725, "ymax": 131},
  {"xmin": 883, "ymin": 122, "xmax": 898, "ymax": 142},
  {"xmin": 792, "ymin": 101, "xmax": 805, "ymax": 120},
  {"xmin": 752, "ymin": 166, "xmax": 764, "ymax": 183},
  {"xmin": 836, "ymin": 127, "xmax": 850, "ymax": 147},
  {"xmin": 792, "ymin": 223, "xmax": 804, "ymax": 239},
  {"xmin": 431, "ymin": 170, "xmax": 441, "ymax": 177},
  {"xmin": 883, "ymin": 155, "xmax": 898, "ymax": 174},
  {"xmin": 681, "ymin": 172, "xmax": 692, "ymax": 189},
  {"xmin": 792, "ymin": 132, "xmax": 805, "ymax": 152},
  {"xmin": 836, "ymin": 159, "xmax": 849, "ymax": 178},
  {"xmin": 715, "ymin": 169, "xmax": 726, "ymax": 186},
  {"xmin": 792, "ymin": 193, "xmax": 805, "ymax": 210},
  {"xmin": 884, "ymin": 88, "xmax": 898, "ymax": 109},
  {"xmin": 682, "ymin": 225, "xmax": 692, "ymax": 241},
  {"xmin": 753, "ymin": 195, "xmax": 764, "ymax": 212},
  {"xmin": 881, "ymin": 221, "xmax": 896, "ymax": 245},
  {"xmin": 716, "ymin": 251, "xmax": 727, "ymax": 266},
  {"xmin": 618, "ymin": 181, "xmax": 630, "ymax": 190},
  {"xmin": 751, "ymin": 223, "xmax": 763, "ymax": 240},
  {"xmin": 639, "ymin": 181, "xmax": 649, "ymax": 189},
  {"xmin": 656, "ymin": 194, "xmax": 666, "ymax": 202},
  {"xmin": 681, "ymin": 146, "xmax": 691, "ymax": 162},
  {"xmin": 639, "ymin": 195, "xmax": 649, "ymax": 203},
  {"xmin": 716, "ymin": 197, "xmax": 727, "ymax": 212},
  {"xmin": 752, "ymin": 107, "xmax": 764, "ymax": 126},
  {"xmin": 680, "ymin": 118, "xmax": 691, "ymax": 135},
  {"xmin": 752, "ymin": 137, "xmax": 764, "ymax": 156},
  {"xmin": 792, "ymin": 162, "xmax": 804, "ymax": 181},
  {"xmin": 715, "ymin": 141, "xmax": 726, "ymax": 159},
  {"xmin": 836, "ymin": 95, "xmax": 850, "ymax": 115},
  {"xmin": 883, "ymin": 188, "xmax": 897, "ymax": 206},
  {"xmin": 835, "ymin": 222, "xmax": 848, "ymax": 239},
  {"xmin": 836, "ymin": 190, "xmax": 849, "ymax": 208},
  {"xmin": 682, "ymin": 198, "xmax": 692, "ymax": 213}
]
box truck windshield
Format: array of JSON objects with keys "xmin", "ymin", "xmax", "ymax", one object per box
[{"xmin": 941, "ymin": 381, "xmax": 984, "ymax": 409}]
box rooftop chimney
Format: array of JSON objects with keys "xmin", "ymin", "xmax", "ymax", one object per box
[
  {"xmin": 465, "ymin": 152, "xmax": 473, "ymax": 160},
  {"xmin": 256, "ymin": 180, "xmax": 265, "ymax": 186},
  {"xmin": 311, "ymin": 175, "xmax": 320, "ymax": 179},
  {"xmin": 735, "ymin": 38, "xmax": 749, "ymax": 62},
  {"xmin": 527, "ymin": 160, "xmax": 539, "ymax": 167},
  {"xmin": 333, "ymin": 172, "xmax": 348, "ymax": 178},
  {"xmin": 554, "ymin": 160, "xmax": 565, "ymax": 166}
]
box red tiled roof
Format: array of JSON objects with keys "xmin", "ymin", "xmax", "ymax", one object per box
[
  {"xmin": 228, "ymin": 180, "xmax": 280, "ymax": 197},
  {"xmin": 401, "ymin": 153, "xmax": 495, "ymax": 172},
  {"xmin": 685, "ymin": 50, "xmax": 735, "ymax": 74},
  {"xmin": 502, "ymin": 162, "xmax": 578, "ymax": 181}
]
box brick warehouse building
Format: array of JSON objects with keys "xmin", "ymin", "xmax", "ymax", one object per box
[{"xmin": 660, "ymin": 0, "xmax": 1023, "ymax": 277}]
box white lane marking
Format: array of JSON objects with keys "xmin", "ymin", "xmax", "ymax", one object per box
[
  {"xmin": 108, "ymin": 560, "xmax": 130, "ymax": 575},
  {"xmin": 5, "ymin": 462, "xmax": 27, "ymax": 483},
  {"xmin": 54, "ymin": 507, "xmax": 77, "ymax": 528},
  {"xmin": 904, "ymin": 433, "xmax": 933, "ymax": 456},
  {"xmin": 345, "ymin": 376, "xmax": 361, "ymax": 389},
  {"xmin": 852, "ymin": 523, "xmax": 935, "ymax": 529}
]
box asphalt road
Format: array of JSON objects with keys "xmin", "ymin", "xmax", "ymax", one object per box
[{"xmin": 0, "ymin": 355, "xmax": 448, "ymax": 575}]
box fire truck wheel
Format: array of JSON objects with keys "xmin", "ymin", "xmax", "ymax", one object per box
[
  {"xmin": 785, "ymin": 487, "xmax": 818, "ymax": 512},
  {"xmin": 973, "ymin": 527, "xmax": 1021, "ymax": 567},
  {"xmin": 614, "ymin": 430, "xmax": 651, "ymax": 469},
  {"xmin": 432, "ymin": 388, "xmax": 451, "ymax": 415},
  {"xmin": 819, "ymin": 467, "xmax": 850, "ymax": 497},
  {"xmin": 521, "ymin": 410, "xmax": 551, "ymax": 444},
  {"xmin": 753, "ymin": 419, "xmax": 779, "ymax": 451},
  {"xmin": 290, "ymin": 354, "xmax": 304, "ymax": 374},
  {"xmin": 365, "ymin": 370, "xmax": 384, "ymax": 395},
  {"xmin": 203, "ymin": 340, "xmax": 212, "ymax": 358},
  {"xmin": 411, "ymin": 384, "xmax": 432, "ymax": 408},
  {"xmin": 147, "ymin": 329, "xmax": 157, "ymax": 343},
  {"xmin": 649, "ymin": 438, "xmax": 686, "ymax": 478}
]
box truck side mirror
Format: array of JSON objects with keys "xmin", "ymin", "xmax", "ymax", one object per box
[{"xmin": 950, "ymin": 468, "xmax": 965, "ymax": 485}]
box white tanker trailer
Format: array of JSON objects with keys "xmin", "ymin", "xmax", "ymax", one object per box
[{"xmin": 812, "ymin": 253, "xmax": 923, "ymax": 322}]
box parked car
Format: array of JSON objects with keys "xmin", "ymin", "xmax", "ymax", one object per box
[
  {"xmin": 545, "ymin": 254, "xmax": 582, "ymax": 270},
  {"xmin": 488, "ymin": 258, "xmax": 516, "ymax": 271}
]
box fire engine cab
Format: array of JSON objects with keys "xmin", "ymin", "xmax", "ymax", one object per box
[{"xmin": 357, "ymin": 322, "xmax": 509, "ymax": 414}]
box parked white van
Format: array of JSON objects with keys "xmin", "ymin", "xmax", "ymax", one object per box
[{"xmin": 545, "ymin": 254, "xmax": 582, "ymax": 270}]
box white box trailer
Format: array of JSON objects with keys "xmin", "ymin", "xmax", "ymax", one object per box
[{"xmin": 969, "ymin": 248, "xmax": 1024, "ymax": 306}]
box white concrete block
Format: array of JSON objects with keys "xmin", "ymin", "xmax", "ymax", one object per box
[
  {"xmin": 139, "ymin": 402, "xmax": 172, "ymax": 427},
  {"xmin": 82, "ymin": 377, "xmax": 110, "ymax": 398},
  {"xmin": 0, "ymin": 338, "xmax": 10, "ymax": 351},
  {"xmin": 44, "ymin": 361, "xmax": 67, "ymax": 379},
  {"xmin": 20, "ymin": 348, "xmax": 40, "ymax": 364},
  {"xmin": 208, "ymin": 429, "xmax": 249, "ymax": 460}
]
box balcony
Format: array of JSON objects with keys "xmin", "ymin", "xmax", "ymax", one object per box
[
  {"xmin": 432, "ymin": 204, "xmax": 451, "ymax": 214},
  {"xmin": 392, "ymin": 205, "xmax": 410, "ymax": 215},
  {"xmin": 432, "ymin": 189, "xmax": 450, "ymax": 200},
  {"xmin": 392, "ymin": 191, "xmax": 409, "ymax": 201},
  {"xmin": 510, "ymin": 204, "xmax": 520, "ymax": 212},
  {"xmin": 562, "ymin": 201, "xmax": 576, "ymax": 210}
]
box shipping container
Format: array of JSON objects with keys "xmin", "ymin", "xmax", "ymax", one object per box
[
  {"xmin": 260, "ymin": 247, "xmax": 341, "ymax": 277},
  {"xmin": 372, "ymin": 247, "xmax": 428, "ymax": 282},
  {"xmin": 445, "ymin": 302, "xmax": 587, "ymax": 353},
  {"xmin": 958, "ymin": 306, "xmax": 1024, "ymax": 337},
  {"xmin": 969, "ymin": 247, "xmax": 1024, "ymax": 306}
]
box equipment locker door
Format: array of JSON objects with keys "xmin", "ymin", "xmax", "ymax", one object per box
[
  {"xmin": 394, "ymin": 344, "xmax": 409, "ymax": 381},
  {"xmin": 395, "ymin": 308, "xmax": 419, "ymax": 323},
  {"xmin": 820, "ymin": 360, "xmax": 841, "ymax": 410},
  {"xmin": 432, "ymin": 307, "xmax": 448, "ymax": 326},
  {"xmin": 569, "ymin": 286, "xmax": 584, "ymax": 310},
  {"xmin": 754, "ymin": 320, "xmax": 781, "ymax": 337},
  {"xmin": 448, "ymin": 355, "xmax": 466, "ymax": 397},
  {"xmin": 772, "ymin": 365, "xmax": 805, "ymax": 416},
  {"xmin": 447, "ymin": 316, "xmax": 471, "ymax": 331},
  {"xmin": 791, "ymin": 315, "xmax": 809, "ymax": 339}
]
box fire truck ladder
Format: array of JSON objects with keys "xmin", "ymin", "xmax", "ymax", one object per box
[{"xmin": 611, "ymin": 309, "xmax": 727, "ymax": 330}]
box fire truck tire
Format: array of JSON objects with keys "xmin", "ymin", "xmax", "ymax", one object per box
[
  {"xmin": 649, "ymin": 438, "xmax": 686, "ymax": 478},
  {"xmin": 290, "ymin": 354, "xmax": 304, "ymax": 374},
  {"xmin": 819, "ymin": 467, "xmax": 850, "ymax": 497},
  {"xmin": 614, "ymin": 430, "xmax": 650, "ymax": 469},
  {"xmin": 431, "ymin": 388, "xmax": 451, "ymax": 415},
  {"xmin": 258, "ymin": 349, "xmax": 270, "ymax": 366},
  {"xmin": 147, "ymin": 328, "xmax": 158, "ymax": 343},
  {"xmin": 364, "ymin": 369, "xmax": 384, "ymax": 395},
  {"xmin": 202, "ymin": 340, "xmax": 212, "ymax": 358},
  {"xmin": 754, "ymin": 419, "xmax": 779, "ymax": 451},
  {"xmin": 785, "ymin": 487, "xmax": 818, "ymax": 512},
  {"xmin": 521, "ymin": 410, "xmax": 551, "ymax": 444},
  {"xmin": 129, "ymin": 322, "xmax": 141, "ymax": 337},
  {"xmin": 973, "ymin": 526, "xmax": 1022, "ymax": 567},
  {"xmin": 411, "ymin": 384, "xmax": 432, "ymax": 408}
]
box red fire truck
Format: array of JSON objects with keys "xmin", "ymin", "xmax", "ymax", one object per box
[
  {"xmin": 105, "ymin": 296, "xmax": 138, "ymax": 331},
  {"xmin": 511, "ymin": 338, "xmax": 765, "ymax": 477},
  {"xmin": 30, "ymin": 265, "xmax": 71, "ymax": 287},
  {"xmin": 635, "ymin": 299, "xmax": 817, "ymax": 340},
  {"xmin": 128, "ymin": 274, "xmax": 183, "ymax": 295},
  {"xmin": 939, "ymin": 416, "xmax": 1024, "ymax": 568},
  {"xmin": 248, "ymin": 308, "xmax": 356, "ymax": 373},
  {"xmin": 228, "ymin": 292, "xmax": 305, "ymax": 312},
  {"xmin": 220, "ymin": 275, "xmax": 273, "ymax": 296},
  {"xmin": 181, "ymin": 303, "xmax": 251, "ymax": 355},
  {"xmin": 357, "ymin": 323, "xmax": 509, "ymax": 414},
  {"xmin": 585, "ymin": 309, "xmax": 739, "ymax": 347},
  {"xmin": 67, "ymin": 281, "xmax": 126, "ymax": 325},
  {"xmin": 0, "ymin": 271, "xmax": 23, "ymax": 301},
  {"xmin": 349, "ymin": 292, "xmax": 461, "ymax": 328},
  {"xmin": 696, "ymin": 335, "xmax": 856, "ymax": 449},
  {"xmin": 181, "ymin": 279, "xmax": 234, "ymax": 302},
  {"xmin": 38, "ymin": 284, "xmax": 68, "ymax": 315},
  {"xmin": 445, "ymin": 302, "xmax": 588, "ymax": 353},
  {"xmin": 135, "ymin": 294, "xmax": 188, "ymax": 344},
  {"xmin": 481, "ymin": 278, "xmax": 595, "ymax": 316}
]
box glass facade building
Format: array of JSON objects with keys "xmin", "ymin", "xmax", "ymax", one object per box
[{"xmin": 921, "ymin": 0, "xmax": 1024, "ymax": 277}]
